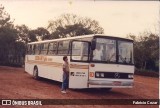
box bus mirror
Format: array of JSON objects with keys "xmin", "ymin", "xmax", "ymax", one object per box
[{"xmin": 91, "ymin": 39, "xmax": 96, "ymax": 50}]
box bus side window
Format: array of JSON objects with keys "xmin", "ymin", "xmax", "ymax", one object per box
[
  {"xmin": 31, "ymin": 44, "xmax": 36, "ymax": 55},
  {"xmin": 31, "ymin": 45, "xmax": 35, "ymax": 55},
  {"xmin": 48, "ymin": 42, "xmax": 57, "ymax": 55},
  {"xmin": 34, "ymin": 44, "xmax": 41, "ymax": 55},
  {"xmin": 40, "ymin": 43, "xmax": 48, "ymax": 55},
  {"xmin": 27, "ymin": 45, "xmax": 31, "ymax": 54},
  {"xmin": 71, "ymin": 41, "xmax": 89, "ymax": 61},
  {"xmin": 57, "ymin": 41, "xmax": 69, "ymax": 55}
]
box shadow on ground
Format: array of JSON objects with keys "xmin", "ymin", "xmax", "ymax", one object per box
[{"xmin": 33, "ymin": 77, "xmax": 133, "ymax": 98}]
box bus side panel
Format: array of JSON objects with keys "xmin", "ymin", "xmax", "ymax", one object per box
[
  {"xmin": 37, "ymin": 56, "xmax": 65, "ymax": 82},
  {"xmin": 38, "ymin": 65, "xmax": 63, "ymax": 82},
  {"xmin": 25, "ymin": 55, "xmax": 35, "ymax": 75},
  {"xmin": 25, "ymin": 55, "xmax": 68, "ymax": 82},
  {"xmin": 25, "ymin": 63, "xmax": 34, "ymax": 75}
]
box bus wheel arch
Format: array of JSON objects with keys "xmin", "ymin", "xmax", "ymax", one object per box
[{"xmin": 33, "ymin": 65, "xmax": 39, "ymax": 80}]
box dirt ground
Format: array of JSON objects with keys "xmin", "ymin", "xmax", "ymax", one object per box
[{"xmin": 0, "ymin": 66, "xmax": 159, "ymax": 108}]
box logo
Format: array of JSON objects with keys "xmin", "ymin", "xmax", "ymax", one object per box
[
  {"xmin": 114, "ymin": 73, "xmax": 120, "ymax": 78},
  {"xmin": 2, "ymin": 100, "xmax": 11, "ymax": 105},
  {"xmin": 71, "ymin": 72, "xmax": 74, "ymax": 76}
]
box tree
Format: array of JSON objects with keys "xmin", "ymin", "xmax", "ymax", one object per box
[
  {"xmin": 47, "ymin": 13, "xmax": 104, "ymax": 39},
  {"xmin": 28, "ymin": 30, "xmax": 37, "ymax": 42},
  {"xmin": 27, "ymin": 27, "xmax": 51, "ymax": 42},
  {"xmin": 127, "ymin": 32, "xmax": 159, "ymax": 71},
  {"xmin": 0, "ymin": 4, "xmax": 13, "ymax": 28},
  {"xmin": 0, "ymin": 5, "xmax": 27, "ymax": 66},
  {"xmin": 34, "ymin": 27, "xmax": 51, "ymax": 40},
  {"xmin": 15, "ymin": 24, "xmax": 29, "ymax": 43},
  {"xmin": 0, "ymin": 4, "xmax": 18, "ymax": 65},
  {"xmin": 0, "ymin": 26, "xmax": 19, "ymax": 64}
]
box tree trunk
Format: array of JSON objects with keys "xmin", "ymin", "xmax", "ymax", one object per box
[{"xmin": 143, "ymin": 61, "xmax": 147, "ymax": 70}]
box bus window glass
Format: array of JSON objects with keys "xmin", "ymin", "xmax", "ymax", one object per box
[
  {"xmin": 48, "ymin": 42, "xmax": 57, "ymax": 55},
  {"xmin": 92, "ymin": 38, "xmax": 116, "ymax": 62},
  {"xmin": 34, "ymin": 44, "xmax": 41, "ymax": 55},
  {"xmin": 27, "ymin": 45, "xmax": 32, "ymax": 54},
  {"xmin": 29, "ymin": 45, "xmax": 35, "ymax": 55},
  {"xmin": 40, "ymin": 43, "xmax": 48, "ymax": 55},
  {"xmin": 118, "ymin": 41, "xmax": 133, "ymax": 64},
  {"xmin": 58, "ymin": 41, "xmax": 69, "ymax": 55},
  {"xmin": 71, "ymin": 41, "xmax": 89, "ymax": 61}
]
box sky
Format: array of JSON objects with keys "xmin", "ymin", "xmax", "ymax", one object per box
[{"xmin": 0, "ymin": 0, "xmax": 159, "ymax": 37}]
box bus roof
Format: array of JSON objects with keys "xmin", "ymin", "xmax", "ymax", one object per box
[{"xmin": 28, "ymin": 34, "xmax": 133, "ymax": 44}]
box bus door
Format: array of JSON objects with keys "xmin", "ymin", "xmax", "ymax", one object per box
[{"xmin": 69, "ymin": 40, "xmax": 90, "ymax": 88}]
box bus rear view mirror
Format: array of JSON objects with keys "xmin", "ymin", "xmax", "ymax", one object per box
[{"xmin": 91, "ymin": 39, "xmax": 96, "ymax": 50}]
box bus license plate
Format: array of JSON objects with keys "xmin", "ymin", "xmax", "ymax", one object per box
[{"xmin": 113, "ymin": 81, "xmax": 121, "ymax": 86}]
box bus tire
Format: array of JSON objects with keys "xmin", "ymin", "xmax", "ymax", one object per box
[
  {"xmin": 101, "ymin": 88, "xmax": 112, "ymax": 91},
  {"xmin": 33, "ymin": 66, "xmax": 39, "ymax": 80}
]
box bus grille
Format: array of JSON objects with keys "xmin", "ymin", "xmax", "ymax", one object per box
[{"xmin": 95, "ymin": 72, "xmax": 133, "ymax": 79}]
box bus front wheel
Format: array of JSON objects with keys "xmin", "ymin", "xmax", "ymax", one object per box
[{"xmin": 33, "ymin": 66, "xmax": 39, "ymax": 80}]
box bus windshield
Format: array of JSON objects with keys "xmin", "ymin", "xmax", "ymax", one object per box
[
  {"xmin": 92, "ymin": 38, "xmax": 133, "ymax": 64},
  {"xmin": 118, "ymin": 41, "xmax": 134, "ymax": 64}
]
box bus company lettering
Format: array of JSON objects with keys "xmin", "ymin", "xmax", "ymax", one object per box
[{"xmin": 35, "ymin": 56, "xmax": 52, "ymax": 62}]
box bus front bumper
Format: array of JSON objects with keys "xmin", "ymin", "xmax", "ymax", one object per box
[{"xmin": 88, "ymin": 80, "xmax": 133, "ymax": 88}]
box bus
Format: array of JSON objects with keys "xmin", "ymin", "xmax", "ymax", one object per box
[{"xmin": 25, "ymin": 34, "xmax": 134, "ymax": 89}]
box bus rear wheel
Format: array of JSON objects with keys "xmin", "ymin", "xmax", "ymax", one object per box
[{"xmin": 33, "ymin": 67, "xmax": 39, "ymax": 80}]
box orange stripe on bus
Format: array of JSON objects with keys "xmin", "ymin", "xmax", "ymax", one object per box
[{"xmin": 25, "ymin": 61, "xmax": 89, "ymax": 69}]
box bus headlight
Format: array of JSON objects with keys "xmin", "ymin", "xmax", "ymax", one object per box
[
  {"xmin": 100, "ymin": 73, "xmax": 104, "ymax": 77},
  {"xmin": 128, "ymin": 74, "xmax": 133, "ymax": 78},
  {"xmin": 96, "ymin": 73, "xmax": 100, "ymax": 77}
]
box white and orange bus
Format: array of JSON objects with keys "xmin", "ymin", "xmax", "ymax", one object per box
[{"xmin": 25, "ymin": 34, "xmax": 134, "ymax": 89}]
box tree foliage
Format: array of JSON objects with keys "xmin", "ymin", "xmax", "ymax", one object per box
[
  {"xmin": 26, "ymin": 27, "xmax": 51, "ymax": 42},
  {"xmin": 16, "ymin": 24, "xmax": 29, "ymax": 43},
  {"xmin": 0, "ymin": 5, "xmax": 26, "ymax": 66},
  {"xmin": 0, "ymin": 4, "xmax": 12, "ymax": 28},
  {"xmin": 47, "ymin": 13, "xmax": 104, "ymax": 39},
  {"xmin": 127, "ymin": 32, "xmax": 159, "ymax": 71}
]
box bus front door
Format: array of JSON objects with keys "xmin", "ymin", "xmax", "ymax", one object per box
[{"xmin": 69, "ymin": 40, "xmax": 90, "ymax": 89}]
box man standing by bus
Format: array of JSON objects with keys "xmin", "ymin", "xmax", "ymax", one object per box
[{"xmin": 61, "ymin": 56, "xmax": 69, "ymax": 93}]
